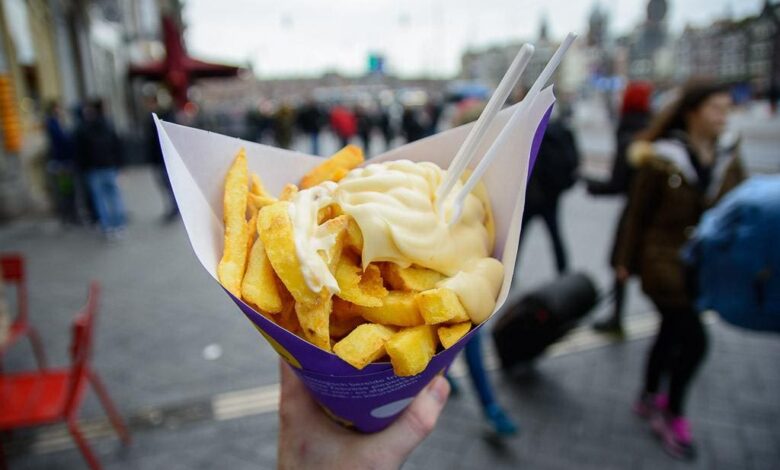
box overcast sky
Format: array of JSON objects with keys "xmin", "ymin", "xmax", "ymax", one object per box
[{"xmin": 184, "ymin": 0, "xmax": 767, "ymax": 78}]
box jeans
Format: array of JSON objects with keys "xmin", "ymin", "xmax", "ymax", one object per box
[
  {"xmin": 309, "ymin": 131, "xmax": 320, "ymax": 156},
  {"xmin": 464, "ymin": 331, "xmax": 498, "ymax": 409},
  {"xmin": 85, "ymin": 168, "xmax": 126, "ymax": 232}
]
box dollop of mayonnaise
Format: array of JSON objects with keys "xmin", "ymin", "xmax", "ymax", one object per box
[
  {"xmin": 289, "ymin": 182, "xmax": 340, "ymax": 294},
  {"xmin": 289, "ymin": 159, "xmax": 504, "ymax": 323}
]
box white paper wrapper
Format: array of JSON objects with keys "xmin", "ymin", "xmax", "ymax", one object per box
[{"xmin": 155, "ymin": 86, "xmax": 556, "ymax": 432}]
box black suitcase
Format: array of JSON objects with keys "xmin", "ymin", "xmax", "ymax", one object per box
[{"xmin": 492, "ymin": 272, "xmax": 598, "ymax": 370}]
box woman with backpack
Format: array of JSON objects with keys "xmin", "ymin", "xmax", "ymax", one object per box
[{"xmin": 614, "ymin": 82, "xmax": 745, "ymax": 460}]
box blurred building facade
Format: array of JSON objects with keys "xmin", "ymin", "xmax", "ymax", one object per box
[
  {"xmin": 0, "ymin": 0, "xmax": 163, "ymax": 219},
  {"xmin": 459, "ymin": 0, "xmax": 780, "ymax": 101}
]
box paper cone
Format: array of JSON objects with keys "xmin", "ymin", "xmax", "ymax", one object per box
[{"xmin": 156, "ymin": 86, "xmax": 555, "ymax": 432}]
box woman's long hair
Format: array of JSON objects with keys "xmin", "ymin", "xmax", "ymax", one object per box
[{"xmin": 638, "ymin": 81, "xmax": 730, "ymax": 142}]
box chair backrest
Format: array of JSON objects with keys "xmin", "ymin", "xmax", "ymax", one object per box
[
  {"xmin": 0, "ymin": 253, "xmax": 27, "ymax": 322},
  {"xmin": 65, "ymin": 282, "xmax": 100, "ymax": 412}
]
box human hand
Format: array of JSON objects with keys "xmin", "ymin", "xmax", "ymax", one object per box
[{"xmin": 277, "ymin": 360, "xmax": 450, "ymax": 470}]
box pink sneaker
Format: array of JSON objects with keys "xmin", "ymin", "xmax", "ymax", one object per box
[
  {"xmin": 655, "ymin": 414, "xmax": 697, "ymax": 460},
  {"xmin": 633, "ymin": 392, "xmax": 667, "ymax": 419}
]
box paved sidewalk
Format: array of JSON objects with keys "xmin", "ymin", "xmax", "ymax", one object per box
[{"xmin": 2, "ymin": 166, "xmax": 778, "ymax": 469}]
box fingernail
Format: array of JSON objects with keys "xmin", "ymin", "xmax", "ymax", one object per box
[{"xmin": 428, "ymin": 376, "xmax": 450, "ymax": 404}]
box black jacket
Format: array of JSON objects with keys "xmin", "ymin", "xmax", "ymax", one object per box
[
  {"xmin": 588, "ymin": 111, "xmax": 650, "ymax": 195},
  {"xmin": 75, "ymin": 117, "xmax": 123, "ymax": 170}
]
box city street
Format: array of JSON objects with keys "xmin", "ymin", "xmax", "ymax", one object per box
[{"xmin": 2, "ymin": 118, "xmax": 778, "ymax": 469}]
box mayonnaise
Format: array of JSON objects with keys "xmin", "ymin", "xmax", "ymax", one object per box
[
  {"xmin": 290, "ymin": 159, "xmax": 504, "ymax": 323},
  {"xmin": 288, "ymin": 182, "xmax": 340, "ymax": 294}
]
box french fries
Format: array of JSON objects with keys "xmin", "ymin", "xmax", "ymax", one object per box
[
  {"xmin": 437, "ymin": 321, "xmax": 472, "ymax": 349},
  {"xmin": 381, "ymin": 263, "xmax": 444, "ymax": 291},
  {"xmin": 299, "ymin": 145, "xmax": 364, "ymax": 189},
  {"xmin": 416, "ymin": 288, "xmax": 470, "ymax": 325},
  {"xmin": 333, "ymin": 324, "xmax": 395, "ymax": 370},
  {"xmin": 385, "ymin": 325, "xmax": 437, "ymax": 376},
  {"xmin": 217, "ymin": 149, "xmax": 250, "ymax": 297},
  {"xmin": 217, "ymin": 145, "xmax": 494, "ymax": 375}
]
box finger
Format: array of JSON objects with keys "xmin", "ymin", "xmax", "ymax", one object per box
[{"xmin": 375, "ymin": 375, "xmax": 450, "ymax": 458}]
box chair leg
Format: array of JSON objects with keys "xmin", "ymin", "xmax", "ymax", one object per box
[
  {"xmin": 89, "ymin": 372, "xmax": 131, "ymax": 445},
  {"xmin": 67, "ymin": 420, "xmax": 102, "ymax": 470},
  {"xmin": 26, "ymin": 327, "xmax": 48, "ymax": 369},
  {"xmin": 0, "ymin": 433, "xmax": 8, "ymax": 470}
]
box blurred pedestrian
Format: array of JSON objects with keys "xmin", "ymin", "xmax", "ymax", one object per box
[
  {"xmin": 277, "ymin": 360, "xmax": 449, "ymax": 469},
  {"xmin": 518, "ymin": 117, "xmax": 580, "ymax": 274},
  {"xmin": 424, "ymin": 99, "xmax": 443, "ymax": 136},
  {"xmin": 273, "ymin": 103, "xmax": 295, "ymax": 149},
  {"xmin": 330, "ymin": 104, "xmax": 357, "ymax": 148},
  {"xmin": 44, "ymin": 100, "xmax": 78, "ymax": 226},
  {"xmin": 377, "ymin": 106, "xmax": 396, "ymax": 151},
  {"xmin": 401, "ymin": 107, "xmax": 425, "ymax": 143},
  {"xmin": 615, "ymin": 82, "xmax": 745, "ymax": 460},
  {"xmin": 296, "ymin": 99, "xmax": 324, "ymax": 155},
  {"xmin": 589, "ymin": 81, "xmax": 654, "ymax": 335},
  {"xmin": 75, "ymin": 99, "xmax": 127, "ymax": 238},
  {"xmin": 354, "ymin": 105, "xmax": 374, "ymax": 155},
  {"xmin": 143, "ymin": 95, "xmax": 178, "ymax": 222}
]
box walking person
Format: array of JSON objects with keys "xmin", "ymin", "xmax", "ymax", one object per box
[
  {"xmin": 614, "ymin": 82, "xmax": 745, "ymax": 460},
  {"xmin": 296, "ymin": 99, "xmax": 324, "ymax": 155},
  {"xmin": 589, "ymin": 81, "xmax": 654, "ymax": 335},
  {"xmin": 329, "ymin": 104, "xmax": 357, "ymax": 148},
  {"xmin": 143, "ymin": 95, "xmax": 178, "ymax": 222},
  {"xmin": 44, "ymin": 100, "xmax": 79, "ymax": 226},
  {"xmin": 75, "ymin": 99, "xmax": 127, "ymax": 238},
  {"xmin": 518, "ymin": 117, "xmax": 580, "ymax": 275}
]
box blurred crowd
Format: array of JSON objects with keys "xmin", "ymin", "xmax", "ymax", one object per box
[{"xmin": 242, "ymin": 96, "xmax": 446, "ymax": 155}]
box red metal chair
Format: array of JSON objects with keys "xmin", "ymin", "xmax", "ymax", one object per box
[
  {"xmin": 0, "ymin": 282, "xmax": 131, "ymax": 470},
  {"xmin": 0, "ymin": 254, "xmax": 47, "ymax": 370}
]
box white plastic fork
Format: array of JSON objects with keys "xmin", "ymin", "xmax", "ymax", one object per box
[
  {"xmin": 448, "ymin": 33, "xmax": 577, "ymax": 226},
  {"xmin": 435, "ymin": 43, "xmax": 535, "ymax": 213}
]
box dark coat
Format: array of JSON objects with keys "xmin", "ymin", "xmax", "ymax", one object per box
[
  {"xmin": 613, "ymin": 137, "xmax": 745, "ymax": 309},
  {"xmin": 74, "ymin": 117, "xmax": 123, "ymax": 170},
  {"xmin": 588, "ymin": 111, "xmax": 651, "ymax": 196},
  {"xmin": 525, "ymin": 120, "xmax": 580, "ymax": 213}
]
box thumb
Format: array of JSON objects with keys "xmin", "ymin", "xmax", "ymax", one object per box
[{"xmin": 375, "ymin": 375, "xmax": 450, "ymax": 458}]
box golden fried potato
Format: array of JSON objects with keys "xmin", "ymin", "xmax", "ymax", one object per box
[
  {"xmin": 294, "ymin": 295, "xmax": 332, "ymax": 351},
  {"xmin": 335, "ymin": 254, "xmax": 388, "ymax": 307},
  {"xmin": 250, "ymin": 173, "xmax": 273, "ymax": 198},
  {"xmin": 329, "ymin": 313, "xmax": 366, "ymax": 340},
  {"xmin": 248, "ymin": 193, "xmax": 276, "ymax": 216},
  {"xmin": 415, "ymin": 287, "xmax": 470, "ymax": 325},
  {"xmin": 275, "ymin": 291, "xmax": 302, "ymax": 334},
  {"xmin": 246, "ymin": 211, "xmax": 258, "ymax": 254},
  {"xmin": 333, "ymin": 324, "xmax": 396, "ymax": 370},
  {"xmin": 299, "ymin": 145, "xmax": 364, "ymax": 189},
  {"xmin": 385, "ymin": 325, "xmax": 437, "ymax": 376},
  {"xmin": 257, "ymin": 201, "xmax": 332, "ymax": 349},
  {"xmin": 241, "ymin": 237, "xmax": 283, "ymax": 313},
  {"xmin": 318, "ymin": 215, "xmax": 350, "ymax": 273},
  {"xmin": 280, "ymin": 183, "xmax": 299, "ymax": 201},
  {"xmin": 353, "ymin": 291, "xmax": 424, "ymax": 327},
  {"xmin": 345, "ymin": 217, "xmax": 364, "ymax": 254},
  {"xmin": 218, "ymin": 149, "xmax": 250, "ymax": 297},
  {"xmin": 437, "ymin": 321, "xmax": 471, "ymax": 349},
  {"xmin": 380, "ymin": 263, "xmax": 445, "ymax": 292},
  {"xmin": 332, "ymin": 297, "xmax": 362, "ymax": 320}
]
